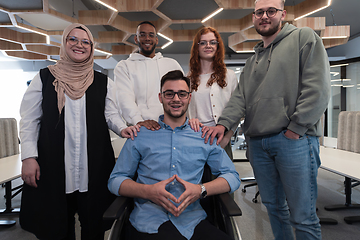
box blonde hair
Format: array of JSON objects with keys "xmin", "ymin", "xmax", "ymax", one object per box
[{"xmin": 254, "ymin": 0, "xmax": 285, "ymax": 8}]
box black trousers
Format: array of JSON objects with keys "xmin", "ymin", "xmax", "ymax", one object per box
[
  {"xmin": 126, "ymin": 219, "xmax": 232, "ymax": 240},
  {"xmin": 53, "ymin": 191, "xmax": 104, "ymax": 240}
]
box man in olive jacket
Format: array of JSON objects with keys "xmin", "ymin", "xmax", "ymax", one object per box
[{"xmin": 204, "ymin": 0, "xmax": 330, "ymax": 239}]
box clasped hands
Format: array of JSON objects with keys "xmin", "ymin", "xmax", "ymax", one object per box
[{"xmin": 147, "ymin": 175, "xmax": 202, "ymax": 217}]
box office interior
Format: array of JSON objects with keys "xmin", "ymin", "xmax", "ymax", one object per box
[{"xmin": 1, "ymin": 0, "xmax": 360, "ymax": 239}]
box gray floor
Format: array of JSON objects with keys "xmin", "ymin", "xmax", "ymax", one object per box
[
  {"xmin": 233, "ymin": 150, "xmax": 360, "ymax": 240},
  {"xmin": 1, "ymin": 149, "xmax": 360, "ymax": 239}
]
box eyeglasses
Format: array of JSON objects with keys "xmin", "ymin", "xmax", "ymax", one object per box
[
  {"xmin": 162, "ymin": 90, "xmax": 191, "ymax": 99},
  {"xmin": 66, "ymin": 36, "xmax": 92, "ymax": 49},
  {"xmin": 253, "ymin": 7, "xmax": 283, "ymax": 19},
  {"xmin": 138, "ymin": 32, "xmax": 157, "ymax": 39},
  {"xmin": 198, "ymin": 40, "xmax": 218, "ymax": 47}
]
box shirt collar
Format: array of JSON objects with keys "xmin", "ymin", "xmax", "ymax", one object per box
[{"xmin": 158, "ymin": 115, "xmax": 189, "ymax": 130}]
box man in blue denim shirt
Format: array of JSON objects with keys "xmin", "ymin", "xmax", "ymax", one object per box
[{"xmin": 108, "ymin": 70, "xmax": 240, "ymax": 240}]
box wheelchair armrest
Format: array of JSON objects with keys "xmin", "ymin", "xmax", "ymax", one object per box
[
  {"xmin": 103, "ymin": 196, "xmax": 132, "ymax": 221},
  {"xmin": 216, "ymin": 193, "xmax": 242, "ymax": 217}
]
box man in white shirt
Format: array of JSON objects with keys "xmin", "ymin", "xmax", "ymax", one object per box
[{"xmin": 114, "ymin": 21, "xmax": 183, "ymax": 130}]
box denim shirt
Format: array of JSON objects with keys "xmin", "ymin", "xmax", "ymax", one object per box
[{"xmin": 108, "ymin": 115, "xmax": 240, "ymax": 240}]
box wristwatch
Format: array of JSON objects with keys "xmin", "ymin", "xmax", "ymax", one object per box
[{"xmin": 199, "ymin": 184, "xmax": 207, "ymax": 199}]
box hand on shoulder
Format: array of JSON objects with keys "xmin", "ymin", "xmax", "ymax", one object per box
[
  {"xmin": 137, "ymin": 120, "xmax": 161, "ymax": 131},
  {"xmin": 202, "ymin": 125, "xmax": 226, "ymax": 145},
  {"xmin": 188, "ymin": 118, "xmax": 203, "ymax": 132},
  {"xmin": 121, "ymin": 125, "xmax": 141, "ymax": 140}
]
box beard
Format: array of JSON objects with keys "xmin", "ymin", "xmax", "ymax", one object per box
[
  {"xmin": 255, "ymin": 20, "xmax": 281, "ymax": 37},
  {"xmin": 163, "ymin": 101, "xmax": 188, "ymax": 119},
  {"xmin": 138, "ymin": 41, "xmax": 156, "ymax": 56},
  {"xmin": 164, "ymin": 106, "xmax": 187, "ymax": 119}
]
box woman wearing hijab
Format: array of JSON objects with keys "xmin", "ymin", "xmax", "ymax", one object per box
[
  {"xmin": 19, "ymin": 23, "xmax": 138, "ymax": 240},
  {"xmin": 188, "ymin": 27, "xmax": 239, "ymax": 160}
]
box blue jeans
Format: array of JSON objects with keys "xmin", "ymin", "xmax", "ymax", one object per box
[{"xmin": 248, "ymin": 130, "xmax": 321, "ymax": 240}]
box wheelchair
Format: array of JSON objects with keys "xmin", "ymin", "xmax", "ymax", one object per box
[{"xmin": 103, "ymin": 164, "xmax": 242, "ymax": 240}]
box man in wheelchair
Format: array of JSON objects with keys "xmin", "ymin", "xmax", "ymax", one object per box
[{"xmin": 108, "ymin": 70, "xmax": 240, "ymax": 240}]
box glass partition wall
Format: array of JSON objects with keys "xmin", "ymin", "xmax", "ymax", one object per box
[{"xmin": 326, "ymin": 58, "xmax": 360, "ymax": 141}]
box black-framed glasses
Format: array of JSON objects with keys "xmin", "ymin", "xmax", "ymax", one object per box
[
  {"xmin": 162, "ymin": 90, "xmax": 191, "ymax": 99},
  {"xmin": 138, "ymin": 32, "xmax": 157, "ymax": 39},
  {"xmin": 66, "ymin": 36, "xmax": 92, "ymax": 49},
  {"xmin": 198, "ymin": 40, "xmax": 218, "ymax": 47},
  {"xmin": 253, "ymin": 7, "xmax": 283, "ymax": 19}
]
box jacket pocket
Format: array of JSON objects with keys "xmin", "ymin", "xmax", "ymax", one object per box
[{"xmin": 245, "ymin": 97, "xmax": 289, "ymax": 136}]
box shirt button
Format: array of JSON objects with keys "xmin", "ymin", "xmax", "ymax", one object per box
[
  {"xmin": 172, "ymin": 182, "xmax": 175, "ymax": 185},
  {"xmin": 172, "ymin": 165, "xmax": 175, "ymax": 168},
  {"xmin": 214, "ymin": 115, "xmax": 217, "ymax": 117},
  {"xmin": 211, "ymin": 94, "xmax": 213, "ymax": 96},
  {"xmin": 173, "ymin": 131, "xmax": 175, "ymax": 134},
  {"xmin": 213, "ymin": 105, "xmax": 215, "ymax": 107},
  {"xmin": 173, "ymin": 147, "xmax": 176, "ymax": 150}
]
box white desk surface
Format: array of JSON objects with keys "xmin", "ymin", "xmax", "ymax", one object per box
[
  {"xmin": 0, "ymin": 154, "xmax": 21, "ymax": 184},
  {"xmin": 320, "ymin": 146, "xmax": 360, "ymax": 181}
]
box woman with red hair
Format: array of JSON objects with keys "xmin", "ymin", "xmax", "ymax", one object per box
[{"xmin": 188, "ymin": 27, "xmax": 238, "ymax": 159}]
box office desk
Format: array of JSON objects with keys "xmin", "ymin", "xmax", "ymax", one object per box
[
  {"xmin": 0, "ymin": 154, "xmax": 22, "ymax": 226},
  {"xmin": 320, "ymin": 146, "xmax": 360, "ymax": 224},
  {"xmin": 0, "ymin": 154, "xmax": 22, "ymax": 184},
  {"xmin": 320, "ymin": 146, "xmax": 360, "ymax": 181}
]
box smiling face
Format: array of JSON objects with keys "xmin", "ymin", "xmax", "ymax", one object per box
[
  {"xmin": 159, "ymin": 79, "xmax": 191, "ymax": 121},
  {"xmin": 198, "ymin": 31, "xmax": 218, "ymax": 61},
  {"xmin": 135, "ymin": 23, "xmax": 158, "ymax": 58},
  {"xmin": 65, "ymin": 28, "xmax": 92, "ymax": 63},
  {"xmin": 253, "ymin": 0, "xmax": 286, "ymax": 38}
]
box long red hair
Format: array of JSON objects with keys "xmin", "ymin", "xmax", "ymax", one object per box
[{"xmin": 188, "ymin": 27, "xmax": 227, "ymax": 91}]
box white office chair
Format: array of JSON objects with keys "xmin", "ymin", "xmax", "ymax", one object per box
[
  {"xmin": 0, "ymin": 118, "xmax": 19, "ymax": 158},
  {"xmin": 0, "ymin": 118, "xmax": 21, "ymax": 226}
]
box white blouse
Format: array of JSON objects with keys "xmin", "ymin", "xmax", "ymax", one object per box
[
  {"xmin": 20, "ymin": 72, "xmax": 127, "ymax": 193},
  {"xmin": 189, "ymin": 69, "xmax": 238, "ymax": 131}
]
